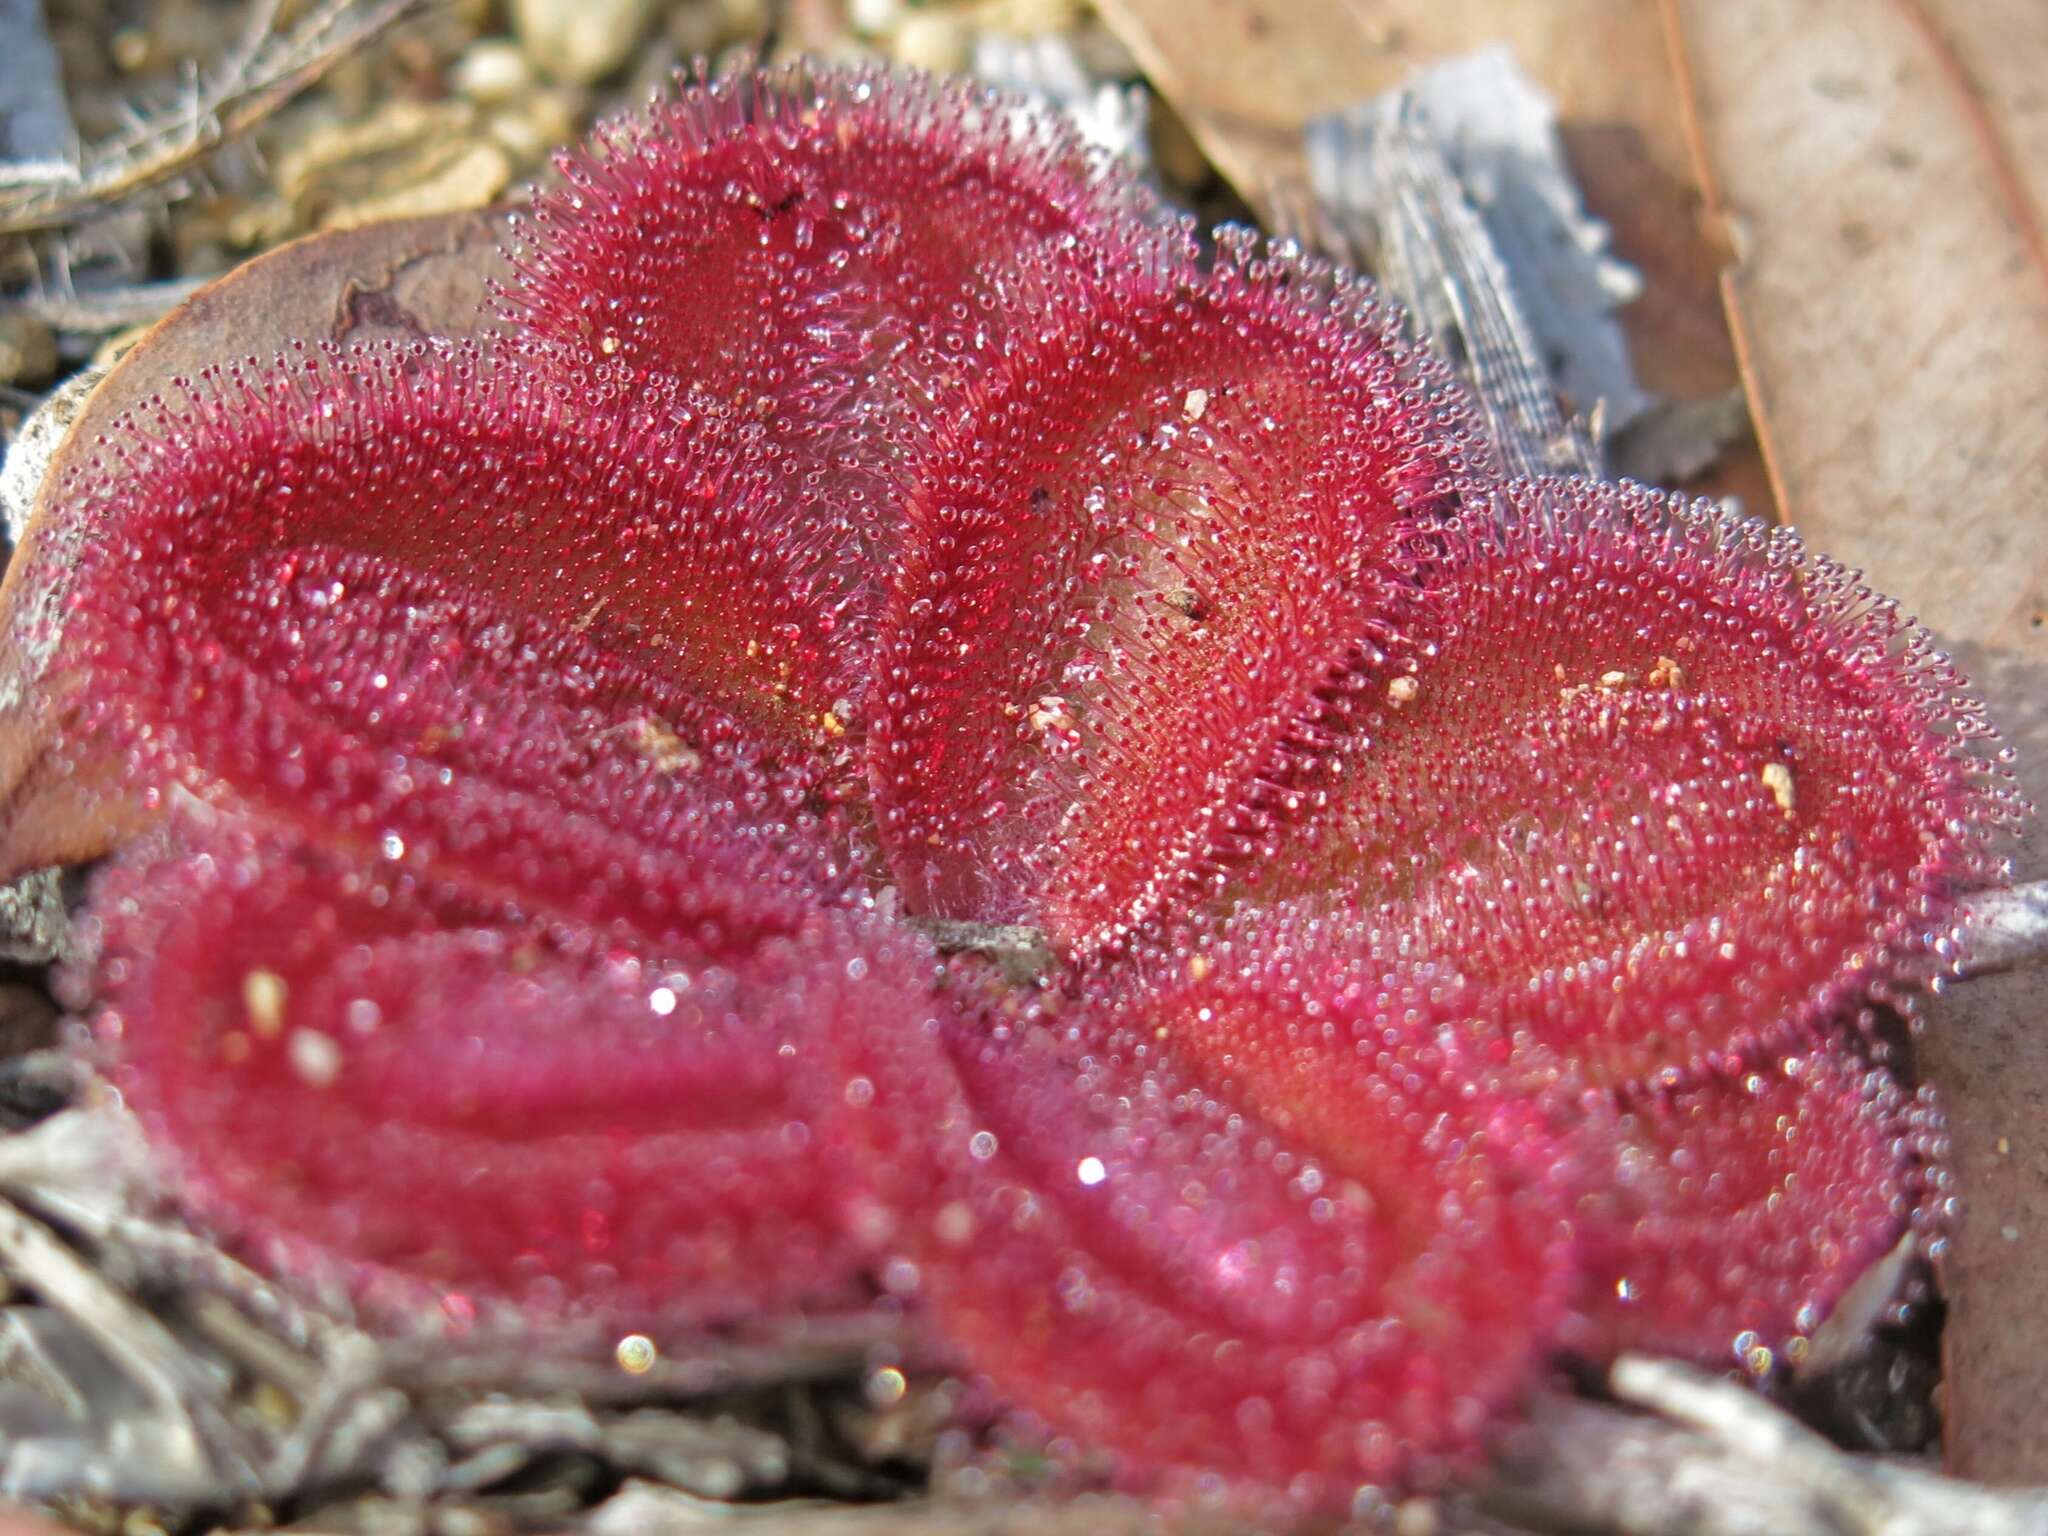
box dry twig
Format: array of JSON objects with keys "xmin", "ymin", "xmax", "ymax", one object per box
[
  {"xmin": 1295, "ymin": 81, "xmax": 1603, "ymax": 479},
  {"xmin": 1489, "ymin": 1356, "xmax": 2048, "ymax": 1536},
  {"xmin": 1953, "ymin": 880, "xmax": 2048, "ymax": 979},
  {"xmin": 16, "ymin": 277, "xmax": 208, "ymax": 334},
  {"xmin": 0, "ymin": 0, "xmax": 426, "ymax": 238}
]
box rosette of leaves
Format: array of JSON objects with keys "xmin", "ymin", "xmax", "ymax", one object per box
[{"xmin": 6, "ymin": 57, "xmax": 2017, "ymax": 1520}]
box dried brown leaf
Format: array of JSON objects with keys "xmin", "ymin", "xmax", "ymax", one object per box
[
  {"xmin": 1665, "ymin": 0, "xmax": 2048, "ymax": 1480},
  {"xmin": 1666, "ymin": 0, "xmax": 2048, "ymax": 650}
]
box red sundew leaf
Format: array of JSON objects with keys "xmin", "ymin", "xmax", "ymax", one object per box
[
  {"xmin": 1244, "ymin": 477, "xmax": 2020, "ymax": 1088},
  {"xmin": 79, "ymin": 529, "xmax": 861, "ymax": 902},
  {"xmin": 908, "ymin": 918, "xmax": 1576, "ymax": 1506},
  {"xmin": 87, "ymin": 803, "xmax": 945, "ymax": 1326},
  {"xmin": 1566, "ymin": 1053, "xmax": 1941, "ymax": 1370},
  {"xmin": 495, "ymin": 61, "xmax": 1177, "ymax": 688},
  {"xmin": 54, "ymin": 334, "xmax": 965, "ymax": 1328},
  {"xmin": 55, "ymin": 342, "xmax": 868, "ymax": 810},
  {"xmin": 499, "ymin": 59, "xmax": 1167, "ymax": 410},
  {"xmin": 869, "ymin": 237, "xmax": 1479, "ymax": 954}
]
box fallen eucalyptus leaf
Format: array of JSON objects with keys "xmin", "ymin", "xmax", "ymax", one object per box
[
  {"xmin": 1665, "ymin": 0, "xmax": 2048, "ymax": 1480},
  {"xmin": 1667, "ymin": 0, "xmax": 2048, "ymax": 651}
]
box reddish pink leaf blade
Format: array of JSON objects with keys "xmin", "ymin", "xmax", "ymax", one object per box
[
  {"xmin": 500, "ymin": 61, "xmax": 1167, "ymax": 405},
  {"xmin": 89, "ymin": 805, "xmax": 943, "ymax": 1325},
  {"xmin": 908, "ymin": 920, "xmax": 1574, "ymax": 1506},
  {"xmin": 59, "ymin": 344, "xmax": 856, "ymax": 768},
  {"xmin": 1247, "ymin": 478, "xmax": 2018, "ymax": 1087},
  {"xmin": 496, "ymin": 62, "xmax": 1178, "ymax": 694},
  {"xmin": 1568, "ymin": 1055, "xmax": 1939, "ymax": 1368},
  {"xmin": 870, "ymin": 240, "xmax": 1478, "ymax": 954}
]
